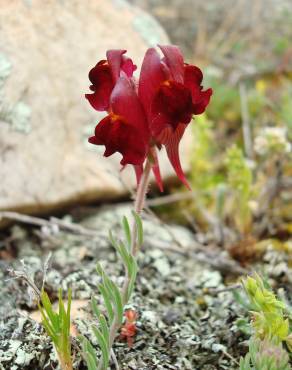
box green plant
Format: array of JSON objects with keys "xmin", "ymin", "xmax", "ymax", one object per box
[
  {"xmin": 243, "ymin": 275, "xmax": 292, "ymax": 348},
  {"xmin": 82, "ymin": 213, "xmax": 142, "ymax": 370},
  {"xmin": 239, "ymin": 274, "xmax": 292, "ymax": 370},
  {"xmin": 225, "ymin": 144, "xmax": 253, "ymax": 234},
  {"xmin": 39, "ymin": 288, "xmax": 73, "ymax": 370},
  {"xmin": 190, "ymin": 114, "xmax": 224, "ymax": 203},
  {"xmin": 240, "ymin": 338, "xmax": 291, "ymax": 370},
  {"xmin": 190, "ymin": 114, "xmax": 216, "ymax": 192},
  {"xmin": 206, "ymin": 77, "xmax": 241, "ymax": 123},
  {"xmin": 82, "ymin": 44, "xmax": 212, "ymax": 369}
]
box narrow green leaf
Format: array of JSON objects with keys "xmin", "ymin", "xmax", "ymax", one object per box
[
  {"xmin": 132, "ymin": 211, "xmax": 143, "ymax": 246},
  {"xmin": 58, "ymin": 288, "xmax": 64, "ymax": 316},
  {"xmin": 99, "ymin": 314, "xmax": 109, "ymax": 346},
  {"xmin": 85, "ymin": 352, "xmax": 98, "ymax": 370},
  {"xmin": 109, "ymin": 232, "xmax": 130, "ymax": 271},
  {"xmin": 109, "ymin": 231, "xmax": 120, "ymax": 250},
  {"xmin": 127, "ymin": 257, "xmax": 138, "ymax": 301},
  {"xmin": 117, "ymin": 241, "xmax": 132, "ymax": 272},
  {"xmin": 96, "ymin": 263, "xmax": 116, "ymax": 322},
  {"xmin": 91, "ymin": 296, "xmax": 102, "ymax": 319},
  {"xmin": 92, "ymin": 325, "xmax": 110, "ymax": 369},
  {"xmin": 41, "ymin": 291, "xmax": 59, "ymax": 331},
  {"xmin": 128, "ymin": 254, "xmax": 137, "ymax": 276},
  {"xmin": 122, "ymin": 216, "xmax": 131, "ymax": 248},
  {"xmin": 96, "ymin": 262, "xmax": 103, "ymax": 276},
  {"xmin": 109, "ymin": 281, "xmax": 123, "ymax": 324},
  {"xmin": 101, "ymin": 270, "xmax": 116, "ymax": 303},
  {"xmin": 38, "ymin": 305, "xmax": 58, "ymax": 343},
  {"xmin": 98, "ymin": 284, "xmax": 114, "ymax": 323},
  {"xmin": 84, "ymin": 339, "xmax": 97, "ymax": 362},
  {"xmin": 82, "ymin": 338, "xmax": 98, "ymax": 370},
  {"xmin": 58, "ymin": 289, "xmax": 66, "ymax": 335},
  {"xmin": 66, "ymin": 288, "xmax": 72, "ymax": 336}
]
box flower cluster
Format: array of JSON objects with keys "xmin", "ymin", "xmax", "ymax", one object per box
[{"xmin": 86, "ymin": 45, "xmax": 212, "ymax": 189}]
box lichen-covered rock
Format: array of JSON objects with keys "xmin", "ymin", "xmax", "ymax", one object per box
[{"xmin": 0, "ymin": 0, "xmax": 192, "ymax": 213}]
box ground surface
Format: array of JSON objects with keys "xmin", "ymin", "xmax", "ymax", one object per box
[{"xmin": 0, "ymin": 204, "xmax": 291, "ymax": 369}]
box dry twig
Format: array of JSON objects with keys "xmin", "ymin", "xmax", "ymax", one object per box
[{"xmin": 0, "ymin": 211, "xmax": 99, "ymax": 237}]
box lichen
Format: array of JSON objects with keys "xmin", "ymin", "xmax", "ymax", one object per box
[
  {"xmin": 0, "ymin": 53, "xmax": 11, "ymax": 89},
  {"xmin": 112, "ymin": 0, "xmax": 129, "ymax": 9},
  {"xmin": 1, "ymin": 204, "xmax": 290, "ymax": 369},
  {"xmin": 22, "ymin": 0, "xmax": 32, "ymax": 7},
  {"xmin": 8, "ymin": 102, "xmax": 32, "ymax": 134},
  {"xmin": 0, "ymin": 53, "xmax": 32, "ymax": 134}
]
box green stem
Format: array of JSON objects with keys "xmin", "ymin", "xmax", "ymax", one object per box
[{"xmin": 98, "ymin": 158, "xmax": 152, "ymax": 369}]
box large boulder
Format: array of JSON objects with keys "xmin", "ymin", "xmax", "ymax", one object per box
[{"xmin": 0, "ymin": 0, "xmax": 192, "ymax": 213}]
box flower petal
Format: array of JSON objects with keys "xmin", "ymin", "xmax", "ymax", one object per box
[
  {"xmin": 151, "ymin": 81, "xmax": 193, "ymax": 137},
  {"xmin": 86, "ymin": 50, "xmax": 137, "ymax": 112},
  {"xmin": 85, "ymin": 61, "xmax": 114, "ymax": 111},
  {"xmin": 139, "ymin": 47, "xmax": 166, "ymax": 118},
  {"xmin": 158, "ymin": 45, "xmax": 184, "ymax": 84},
  {"xmin": 106, "ymin": 49, "xmax": 137, "ymax": 81},
  {"xmin": 184, "ymin": 64, "xmax": 213, "ymax": 114},
  {"xmin": 134, "ymin": 164, "xmax": 144, "ymax": 186},
  {"xmin": 192, "ymin": 88, "xmax": 213, "ymax": 114},
  {"xmin": 89, "ymin": 76, "xmax": 149, "ymax": 166},
  {"xmin": 149, "ymin": 146, "xmax": 163, "ymax": 192},
  {"xmin": 184, "ymin": 64, "xmax": 203, "ymax": 87},
  {"xmin": 121, "ymin": 56, "xmax": 137, "ymax": 77},
  {"xmin": 89, "ymin": 115, "xmax": 147, "ymax": 166},
  {"xmin": 158, "ymin": 124, "xmax": 190, "ymax": 189},
  {"xmin": 111, "ymin": 76, "xmax": 149, "ymax": 137},
  {"xmin": 106, "ymin": 49, "xmax": 126, "ymax": 81}
]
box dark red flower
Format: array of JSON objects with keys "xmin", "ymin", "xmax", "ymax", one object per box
[
  {"xmin": 85, "ymin": 49, "xmax": 136, "ymax": 111},
  {"xmin": 88, "ymin": 76, "xmax": 149, "ymax": 166},
  {"xmin": 139, "ymin": 45, "xmax": 212, "ymax": 188},
  {"xmin": 86, "ymin": 45, "xmax": 212, "ymax": 190}
]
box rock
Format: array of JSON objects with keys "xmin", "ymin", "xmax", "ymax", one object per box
[{"xmin": 0, "ymin": 0, "xmax": 193, "ymax": 214}]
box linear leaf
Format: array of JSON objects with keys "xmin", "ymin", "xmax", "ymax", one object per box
[
  {"xmin": 38, "ymin": 305, "xmax": 58, "ymax": 343},
  {"xmin": 66, "ymin": 288, "xmax": 72, "ymax": 336},
  {"xmin": 132, "ymin": 211, "xmax": 143, "ymax": 246},
  {"xmin": 127, "ymin": 254, "xmax": 137, "ymax": 277},
  {"xmin": 109, "ymin": 281, "xmax": 123, "ymax": 324},
  {"xmin": 122, "ymin": 216, "xmax": 131, "ymax": 248},
  {"xmin": 98, "ymin": 284, "xmax": 114, "ymax": 323},
  {"xmin": 117, "ymin": 241, "xmax": 132, "ymax": 272},
  {"xmin": 91, "ymin": 296, "xmax": 102, "ymax": 319},
  {"xmin": 99, "ymin": 314, "xmax": 109, "ymax": 346},
  {"xmin": 101, "ymin": 271, "xmax": 116, "ymax": 303},
  {"xmin": 85, "ymin": 352, "xmax": 98, "ymax": 370},
  {"xmin": 96, "ymin": 262, "xmax": 104, "ymax": 277},
  {"xmin": 82, "ymin": 338, "xmax": 98, "ymax": 370},
  {"xmin": 41, "ymin": 291, "xmax": 59, "ymax": 331},
  {"xmin": 92, "ymin": 325, "xmax": 109, "ymax": 369},
  {"xmin": 127, "ymin": 258, "xmax": 138, "ymax": 301},
  {"xmin": 58, "ymin": 289, "xmax": 67, "ymax": 336},
  {"xmin": 109, "ymin": 231, "xmax": 120, "ymax": 250}
]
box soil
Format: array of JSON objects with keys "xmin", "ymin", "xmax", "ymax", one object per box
[{"xmin": 0, "ymin": 204, "xmax": 291, "ymax": 370}]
